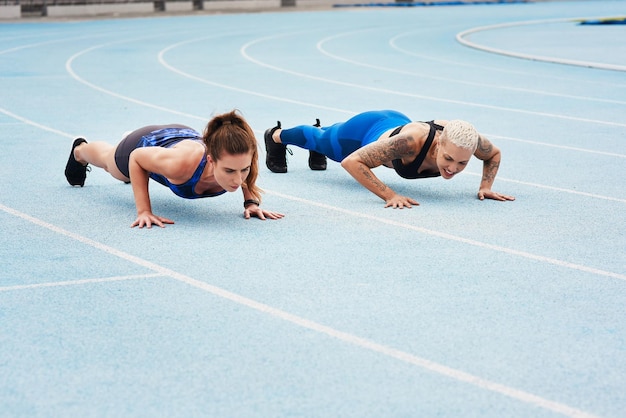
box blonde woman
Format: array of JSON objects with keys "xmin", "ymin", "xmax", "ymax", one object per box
[{"xmin": 265, "ymin": 110, "xmax": 514, "ymax": 208}]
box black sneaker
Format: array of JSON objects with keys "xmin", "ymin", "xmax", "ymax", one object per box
[
  {"xmin": 64, "ymin": 137, "xmax": 90, "ymax": 186},
  {"xmin": 308, "ymin": 118, "xmax": 327, "ymax": 171},
  {"xmin": 264, "ymin": 121, "xmax": 288, "ymax": 173}
]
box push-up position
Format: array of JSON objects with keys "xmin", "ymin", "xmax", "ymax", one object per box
[
  {"xmin": 65, "ymin": 110, "xmax": 283, "ymax": 227},
  {"xmin": 264, "ymin": 109, "xmax": 514, "ymax": 208}
]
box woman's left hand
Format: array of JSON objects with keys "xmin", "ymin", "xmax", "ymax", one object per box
[
  {"xmin": 478, "ymin": 189, "xmax": 516, "ymax": 201},
  {"xmin": 244, "ymin": 205, "xmax": 285, "ymax": 220}
]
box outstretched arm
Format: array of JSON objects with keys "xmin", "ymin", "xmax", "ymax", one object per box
[
  {"xmin": 341, "ymin": 134, "xmax": 419, "ymax": 208},
  {"xmin": 474, "ymin": 135, "xmax": 515, "ymax": 202},
  {"xmin": 127, "ymin": 147, "xmax": 176, "ymax": 228},
  {"xmin": 240, "ymin": 186, "xmax": 284, "ymax": 220}
]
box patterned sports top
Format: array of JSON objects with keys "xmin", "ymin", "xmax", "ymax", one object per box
[{"xmin": 138, "ymin": 127, "xmax": 226, "ymax": 199}]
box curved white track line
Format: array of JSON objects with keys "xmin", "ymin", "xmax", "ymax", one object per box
[
  {"xmin": 1, "ymin": 33, "xmax": 621, "ymax": 209},
  {"xmin": 457, "ymin": 17, "xmax": 626, "ymax": 72},
  {"xmin": 2, "ymin": 32, "xmax": 621, "ymax": 211},
  {"xmin": 389, "ymin": 30, "xmax": 626, "ymax": 88},
  {"xmin": 0, "ymin": 21, "xmax": 621, "ymax": 417},
  {"xmin": 241, "ymin": 32, "xmax": 626, "ymax": 128},
  {"xmin": 63, "ymin": 33, "xmax": 626, "ymax": 156},
  {"xmin": 0, "ymin": 202, "xmax": 606, "ymax": 418},
  {"xmin": 66, "ymin": 43, "xmax": 205, "ymax": 121},
  {"xmin": 158, "ymin": 36, "xmax": 354, "ymax": 115},
  {"xmin": 43, "ymin": 31, "xmax": 351, "ymax": 117},
  {"xmin": 3, "ymin": 31, "xmax": 616, "ymax": 208},
  {"xmin": 161, "ymin": 33, "xmax": 626, "ymax": 159},
  {"xmin": 1, "ymin": 29, "xmax": 622, "ymax": 415},
  {"xmin": 317, "ymin": 30, "xmax": 626, "ymax": 106}
]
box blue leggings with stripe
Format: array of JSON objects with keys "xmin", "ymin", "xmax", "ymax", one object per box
[{"xmin": 279, "ymin": 110, "xmax": 412, "ymax": 162}]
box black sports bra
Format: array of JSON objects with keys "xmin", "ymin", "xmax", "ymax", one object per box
[{"xmin": 391, "ymin": 121, "xmax": 443, "ymax": 179}]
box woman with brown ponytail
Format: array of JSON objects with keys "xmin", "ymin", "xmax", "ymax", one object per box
[{"xmin": 64, "ymin": 110, "xmax": 284, "ymax": 228}]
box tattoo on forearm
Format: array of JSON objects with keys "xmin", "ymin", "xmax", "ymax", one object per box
[
  {"xmin": 357, "ymin": 164, "xmax": 387, "ymax": 192},
  {"xmin": 482, "ymin": 160, "xmax": 499, "ymax": 183}
]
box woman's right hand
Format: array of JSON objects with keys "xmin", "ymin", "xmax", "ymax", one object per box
[
  {"xmin": 131, "ymin": 211, "xmax": 175, "ymax": 228},
  {"xmin": 384, "ymin": 194, "xmax": 420, "ymax": 209}
]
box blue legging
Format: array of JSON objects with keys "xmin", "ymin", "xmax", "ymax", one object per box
[{"xmin": 279, "ymin": 110, "xmax": 412, "ymax": 162}]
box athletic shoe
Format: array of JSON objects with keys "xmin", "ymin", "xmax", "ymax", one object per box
[
  {"xmin": 264, "ymin": 121, "xmax": 288, "ymax": 173},
  {"xmin": 64, "ymin": 137, "xmax": 90, "ymax": 186},
  {"xmin": 308, "ymin": 118, "xmax": 327, "ymax": 171},
  {"xmin": 308, "ymin": 151, "xmax": 327, "ymax": 170}
]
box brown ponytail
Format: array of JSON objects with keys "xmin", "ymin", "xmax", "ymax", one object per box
[{"xmin": 202, "ymin": 110, "xmax": 262, "ymax": 201}]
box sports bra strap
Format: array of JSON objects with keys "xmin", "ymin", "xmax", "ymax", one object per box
[{"xmin": 391, "ymin": 121, "xmax": 443, "ymax": 179}]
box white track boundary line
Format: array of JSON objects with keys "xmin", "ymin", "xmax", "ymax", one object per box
[
  {"xmin": 456, "ymin": 17, "xmax": 626, "ymax": 72},
  {"xmin": 0, "ymin": 202, "xmax": 600, "ymax": 418},
  {"xmin": 463, "ymin": 172, "xmax": 626, "ymax": 204},
  {"xmin": 157, "ymin": 36, "xmax": 354, "ymax": 115},
  {"xmin": 264, "ymin": 191, "xmax": 626, "ymax": 282},
  {"xmin": 63, "ymin": 37, "xmax": 626, "ymax": 148},
  {"xmin": 66, "ymin": 43, "xmax": 205, "ymax": 121},
  {"xmin": 0, "ymin": 273, "xmax": 164, "ymax": 292},
  {"xmin": 240, "ymin": 33, "xmax": 626, "ymax": 128},
  {"xmin": 316, "ymin": 29, "xmax": 626, "ymax": 106},
  {"xmin": 487, "ymin": 133, "xmax": 626, "ymax": 159},
  {"xmin": 389, "ymin": 30, "xmax": 626, "ymax": 88},
  {"xmin": 2, "ymin": 104, "xmax": 621, "ymax": 206}
]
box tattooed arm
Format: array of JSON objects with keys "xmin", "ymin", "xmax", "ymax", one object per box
[
  {"xmin": 473, "ymin": 135, "xmax": 515, "ymax": 202},
  {"xmin": 341, "ymin": 134, "xmax": 420, "ymax": 208}
]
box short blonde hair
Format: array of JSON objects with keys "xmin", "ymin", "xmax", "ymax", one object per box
[{"xmin": 442, "ymin": 120, "xmax": 479, "ymax": 152}]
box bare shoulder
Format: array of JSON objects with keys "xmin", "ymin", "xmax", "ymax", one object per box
[
  {"xmin": 167, "ymin": 140, "xmax": 204, "ymax": 160},
  {"xmin": 474, "ymin": 134, "xmax": 499, "ymax": 160},
  {"xmin": 173, "ymin": 138, "xmax": 205, "ymax": 161},
  {"xmin": 142, "ymin": 140, "xmax": 204, "ymax": 179},
  {"xmin": 171, "ymin": 139, "xmax": 205, "ymax": 152},
  {"xmin": 395, "ymin": 121, "xmax": 432, "ymax": 139}
]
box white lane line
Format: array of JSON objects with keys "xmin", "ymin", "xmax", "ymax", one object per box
[
  {"xmin": 316, "ymin": 29, "xmax": 626, "ymax": 106},
  {"xmin": 157, "ymin": 36, "xmax": 354, "ymax": 115},
  {"xmin": 389, "ymin": 30, "xmax": 626, "ymax": 88},
  {"xmin": 487, "ymin": 133, "xmax": 626, "ymax": 159},
  {"xmin": 0, "ymin": 102, "xmax": 626, "ymax": 207},
  {"xmin": 0, "ymin": 107, "xmax": 76, "ymax": 139},
  {"xmin": 64, "ymin": 35, "xmax": 352, "ymax": 119},
  {"xmin": 240, "ymin": 33, "xmax": 626, "ymax": 128},
  {"xmin": 1, "ymin": 103, "xmax": 624, "ymax": 207},
  {"xmin": 456, "ymin": 17, "xmax": 626, "ymax": 72},
  {"xmin": 0, "ymin": 35, "xmax": 102, "ymax": 56},
  {"xmin": 62, "ymin": 35, "xmax": 626, "ymax": 143},
  {"xmin": 0, "ymin": 202, "xmax": 601, "ymax": 418},
  {"xmin": 160, "ymin": 38, "xmax": 626, "ymax": 156},
  {"xmin": 66, "ymin": 43, "xmax": 205, "ymax": 121},
  {"xmin": 0, "ymin": 273, "xmax": 164, "ymax": 292},
  {"xmin": 264, "ymin": 191, "xmax": 626, "ymax": 282},
  {"xmin": 463, "ymin": 173, "xmax": 626, "ymax": 204}
]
